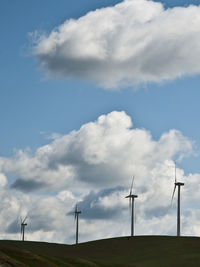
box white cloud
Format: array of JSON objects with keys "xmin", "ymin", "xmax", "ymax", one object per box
[
  {"xmin": 0, "ymin": 110, "xmax": 200, "ymax": 243},
  {"xmin": 34, "ymin": 0, "xmax": 200, "ymax": 88},
  {"xmin": 0, "ymin": 189, "xmax": 30, "ymax": 239},
  {"xmin": 0, "ymin": 173, "xmax": 7, "ymax": 187},
  {"xmin": 0, "ymin": 111, "xmax": 193, "ymax": 192}
]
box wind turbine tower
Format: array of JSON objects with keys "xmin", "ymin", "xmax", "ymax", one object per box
[
  {"xmin": 125, "ymin": 176, "xmax": 138, "ymax": 237},
  {"xmin": 74, "ymin": 205, "xmax": 81, "ymax": 244},
  {"xmin": 21, "ymin": 217, "xmax": 27, "ymax": 241},
  {"xmin": 171, "ymin": 162, "xmax": 184, "ymax": 237}
]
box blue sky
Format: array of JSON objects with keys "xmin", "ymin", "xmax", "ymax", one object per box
[
  {"xmin": 1, "ymin": 0, "xmax": 200, "ymax": 172},
  {"xmin": 1, "ymin": 0, "xmax": 200, "ymax": 243}
]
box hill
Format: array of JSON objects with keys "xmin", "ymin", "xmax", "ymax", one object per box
[{"xmin": 0, "ymin": 236, "xmax": 199, "ymax": 266}]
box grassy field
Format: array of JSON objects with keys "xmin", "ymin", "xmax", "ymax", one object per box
[{"xmin": 0, "ymin": 236, "xmax": 200, "ymax": 266}]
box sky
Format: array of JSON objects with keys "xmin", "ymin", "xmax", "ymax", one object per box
[{"xmin": 1, "ymin": 0, "xmax": 200, "ymax": 244}]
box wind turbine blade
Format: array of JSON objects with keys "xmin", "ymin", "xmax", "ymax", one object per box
[
  {"xmin": 74, "ymin": 205, "xmax": 77, "ymax": 221},
  {"xmin": 171, "ymin": 184, "xmax": 177, "ymax": 205},
  {"xmin": 22, "ymin": 216, "xmax": 27, "ymax": 224},
  {"xmin": 175, "ymin": 162, "xmax": 177, "ymax": 183},
  {"xmin": 130, "ymin": 176, "xmax": 135, "ymax": 195},
  {"xmin": 129, "ymin": 198, "xmax": 131, "ymax": 215},
  {"xmin": 20, "ymin": 217, "xmax": 23, "ymax": 233}
]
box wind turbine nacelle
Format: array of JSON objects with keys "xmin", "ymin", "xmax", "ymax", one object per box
[
  {"xmin": 125, "ymin": 194, "xmax": 138, "ymax": 198},
  {"xmin": 76, "ymin": 211, "xmax": 81, "ymax": 214},
  {"xmin": 175, "ymin": 182, "xmax": 184, "ymax": 186}
]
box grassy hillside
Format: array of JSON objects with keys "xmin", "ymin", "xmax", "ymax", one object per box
[{"xmin": 0, "ymin": 236, "xmax": 199, "ymax": 266}]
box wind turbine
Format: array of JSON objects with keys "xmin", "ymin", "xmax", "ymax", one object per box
[
  {"xmin": 171, "ymin": 162, "xmax": 184, "ymax": 237},
  {"xmin": 21, "ymin": 216, "xmax": 27, "ymax": 241},
  {"xmin": 125, "ymin": 176, "xmax": 138, "ymax": 237},
  {"xmin": 74, "ymin": 205, "xmax": 81, "ymax": 244}
]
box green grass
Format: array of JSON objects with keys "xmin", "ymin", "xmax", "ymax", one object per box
[{"xmin": 0, "ymin": 236, "xmax": 200, "ymax": 266}]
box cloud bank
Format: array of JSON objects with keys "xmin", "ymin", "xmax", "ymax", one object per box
[
  {"xmin": 34, "ymin": 0, "xmax": 200, "ymax": 88},
  {"xmin": 0, "ymin": 111, "xmax": 200, "ymax": 243},
  {"xmin": 0, "ymin": 111, "xmax": 193, "ymax": 192}
]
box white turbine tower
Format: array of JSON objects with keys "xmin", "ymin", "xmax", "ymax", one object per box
[
  {"xmin": 171, "ymin": 162, "xmax": 184, "ymax": 237},
  {"xmin": 125, "ymin": 176, "xmax": 138, "ymax": 237},
  {"xmin": 74, "ymin": 205, "xmax": 81, "ymax": 244},
  {"xmin": 21, "ymin": 216, "xmax": 27, "ymax": 241}
]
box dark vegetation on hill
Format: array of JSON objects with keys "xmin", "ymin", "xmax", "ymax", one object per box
[{"xmin": 0, "ymin": 236, "xmax": 199, "ymax": 266}]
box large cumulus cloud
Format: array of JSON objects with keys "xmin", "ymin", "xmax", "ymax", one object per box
[
  {"xmin": 0, "ymin": 111, "xmax": 193, "ymax": 192},
  {"xmin": 1, "ymin": 111, "xmax": 200, "ymax": 243},
  {"xmin": 34, "ymin": 0, "xmax": 200, "ymax": 88}
]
